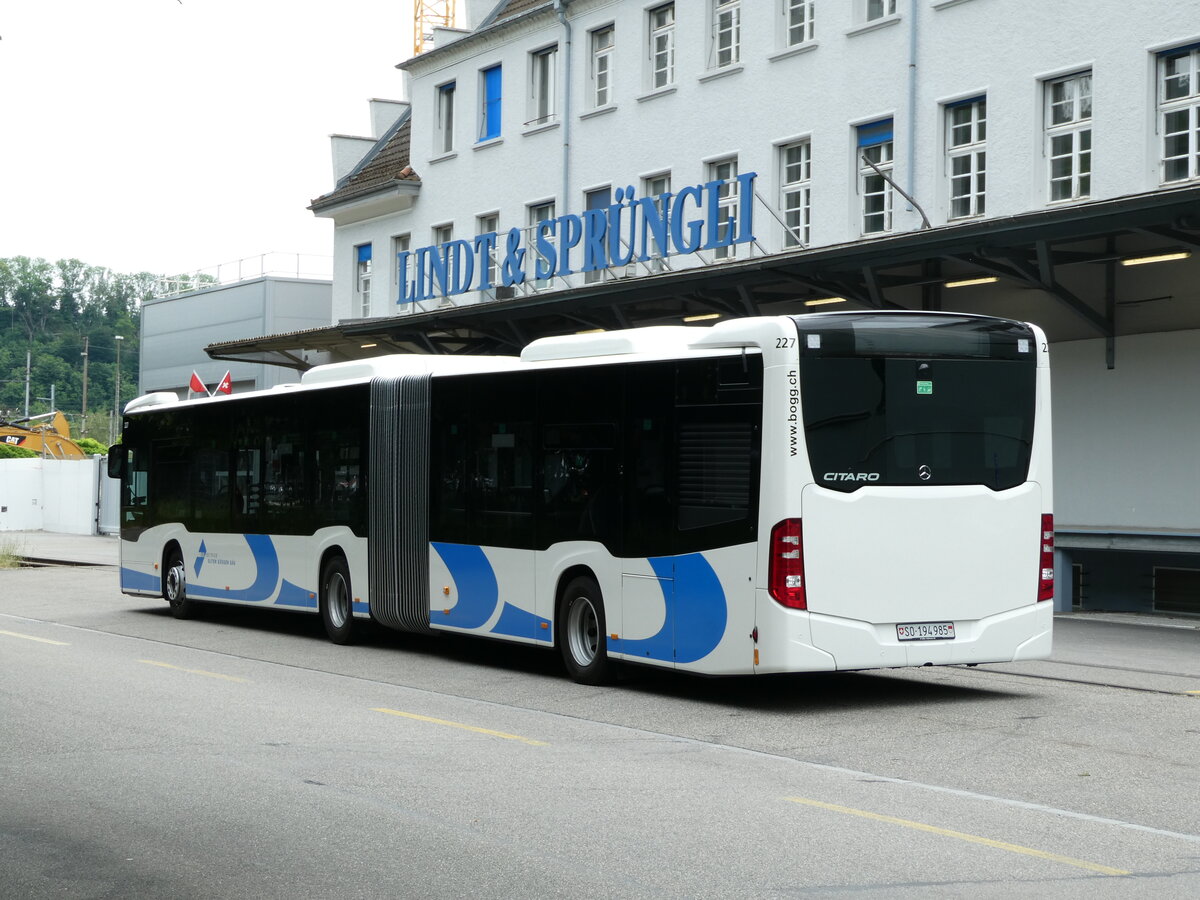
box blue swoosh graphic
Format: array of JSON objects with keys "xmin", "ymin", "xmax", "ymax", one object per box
[
  {"xmin": 121, "ymin": 567, "xmax": 162, "ymax": 593},
  {"xmin": 274, "ymin": 578, "xmax": 318, "ymax": 609},
  {"xmin": 187, "ymin": 534, "xmax": 281, "ymax": 602},
  {"xmin": 609, "ymin": 553, "xmax": 727, "ymax": 664},
  {"xmin": 432, "ymin": 542, "xmax": 499, "ymax": 629},
  {"xmin": 491, "ymin": 602, "xmax": 551, "ymax": 640},
  {"xmin": 669, "ymin": 553, "xmax": 728, "ymax": 664}
]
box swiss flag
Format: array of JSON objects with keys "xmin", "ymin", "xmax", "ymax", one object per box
[
  {"xmin": 216, "ymin": 371, "xmax": 233, "ymax": 395},
  {"xmin": 189, "ymin": 372, "xmax": 207, "ymax": 395}
]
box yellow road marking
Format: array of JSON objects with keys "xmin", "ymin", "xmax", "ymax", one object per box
[
  {"xmin": 1186, "ymin": 691, "xmax": 1200, "ymax": 695},
  {"xmin": 785, "ymin": 796, "xmax": 1130, "ymax": 877},
  {"xmin": 0, "ymin": 629, "xmax": 69, "ymax": 646},
  {"xmin": 372, "ymin": 707, "xmax": 547, "ymax": 746},
  {"xmin": 138, "ymin": 659, "xmax": 248, "ymax": 683}
]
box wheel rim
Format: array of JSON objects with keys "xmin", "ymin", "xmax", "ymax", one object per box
[
  {"xmin": 326, "ymin": 571, "xmax": 350, "ymax": 629},
  {"xmin": 566, "ymin": 595, "xmax": 599, "ymax": 667},
  {"xmin": 165, "ymin": 563, "xmax": 185, "ymax": 604}
]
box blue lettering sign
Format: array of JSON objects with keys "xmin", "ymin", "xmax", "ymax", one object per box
[{"xmin": 395, "ymin": 173, "xmax": 758, "ymax": 304}]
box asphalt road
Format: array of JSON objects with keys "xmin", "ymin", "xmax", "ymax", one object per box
[{"xmin": 2, "ymin": 564, "xmax": 1198, "ymax": 898}]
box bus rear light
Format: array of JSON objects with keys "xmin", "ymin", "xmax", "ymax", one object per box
[
  {"xmin": 1038, "ymin": 514, "xmax": 1054, "ymax": 602},
  {"xmin": 769, "ymin": 518, "xmax": 807, "ymax": 609}
]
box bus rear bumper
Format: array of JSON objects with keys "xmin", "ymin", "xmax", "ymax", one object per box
[
  {"xmin": 755, "ymin": 593, "xmax": 1053, "ymax": 673},
  {"xmin": 809, "ymin": 601, "xmax": 1054, "ymax": 670}
]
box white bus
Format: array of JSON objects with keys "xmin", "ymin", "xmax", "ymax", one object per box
[{"xmin": 112, "ymin": 312, "xmax": 1053, "ymax": 683}]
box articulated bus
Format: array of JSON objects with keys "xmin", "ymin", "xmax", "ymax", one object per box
[{"xmin": 111, "ymin": 312, "xmax": 1053, "ymax": 683}]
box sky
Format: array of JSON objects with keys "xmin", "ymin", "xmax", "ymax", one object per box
[{"xmin": 0, "ymin": 0, "xmax": 415, "ymax": 278}]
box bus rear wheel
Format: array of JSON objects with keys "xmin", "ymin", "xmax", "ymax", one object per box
[
  {"xmin": 320, "ymin": 555, "xmax": 354, "ymax": 645},
  {"xmin": 559, "ymin": 576, "xmax": 613, "ymax": 685},
  {"xmin": 163, "ymin": 548, "xmax": 197, "ymax": 619}
]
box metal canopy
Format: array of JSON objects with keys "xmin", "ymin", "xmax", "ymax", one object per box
[{"xmin": 206, "ymin": 185, "xmax": 1200, "ymax": 370}]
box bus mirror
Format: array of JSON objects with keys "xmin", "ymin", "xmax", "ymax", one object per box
[{"xmin": 107, "ymin": 451, "xmax": 126, "ymax": 480}]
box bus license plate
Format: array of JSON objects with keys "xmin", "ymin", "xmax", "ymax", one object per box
[{"xmin": 897, "ymin": 622, "xmax": 955, "ymax": 642}]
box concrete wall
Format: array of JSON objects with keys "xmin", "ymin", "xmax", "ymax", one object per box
[
  {"xmin": 1052, "ymin": 330, "xmax": 1200, "ymax": 535},
  {"xmin": 140, "ymin": 277, "xmax": 332, "ymax": 396},
  {"xmin": 0, "ymin": 458, "xmax": 119, "ymax": 535}
]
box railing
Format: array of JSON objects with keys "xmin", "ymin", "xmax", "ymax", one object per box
[{"xmin": 155, "ymin": 252, "xmax": 333, "ymax": 298}]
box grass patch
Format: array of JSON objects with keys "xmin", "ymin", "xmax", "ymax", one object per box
[{"xmin": 0, "ymin": 536, "xmax": 26, "ymax": 569}]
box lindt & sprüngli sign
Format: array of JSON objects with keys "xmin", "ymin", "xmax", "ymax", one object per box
[{"xmin": 397, "ymin": 173, "xmax": 757, "ymax": 304}]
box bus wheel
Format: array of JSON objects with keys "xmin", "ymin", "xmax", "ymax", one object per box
[
  {"xmin": 320, "ymin": 556, "xmax": 354, "ymax": 645},
  {"xmin": 163, "ymin": 549, "xmax": 197, "ymax": 620},
  {"xmin": 559, "ymin": 576, "xmax": 612, "ymax": 685}
]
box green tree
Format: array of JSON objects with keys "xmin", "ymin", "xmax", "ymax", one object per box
[{"xmin": 1, "ymin": 256, "xmax": 153, "ymax": 434}]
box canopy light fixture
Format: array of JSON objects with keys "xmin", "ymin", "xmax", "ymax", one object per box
[
  {"xmin": 683, "ymin": 313, "xmax": 721, "ymax": 322},
  {"xmin": 575, "ymin": 328, "xmax": 606, "ymax": 334},
  {"xmin": 804, "ymin": 297, "xmax": 847, "ymax": 306},
  {"xmin": 945, "ymin": 276, "xmax": 999, "ymax": 288},
  {"xmin": 360, "ymin": 343, "xmax": 378, "ymax": 349},
  {"xmin": 1120, "ymin": 250, "xmax": 1191, "ymax": 267}
]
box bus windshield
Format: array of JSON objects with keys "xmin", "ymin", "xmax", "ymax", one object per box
[{"xmin": 795, "ymin": 315, "xmax": 1038, "ymax": 491}]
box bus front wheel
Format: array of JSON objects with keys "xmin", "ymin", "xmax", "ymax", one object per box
[
  {"xmin": 559, "ymin": 576, "xmax": 613, "ymax": 685},
  {"xmin": 163, "ymin": 548, "xmax": 197, "ymax": 619},
  {"xmin": 320, "ymin": 555, "xmax": 354, "ymax": 645}
]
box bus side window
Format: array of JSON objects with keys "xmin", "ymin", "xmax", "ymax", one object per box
[
  {"xmin": 673, "ymin": 357, "xmax": 763, "ymax": 552},
  {"xmin": 430, "ymin": 380, "xmax": 472, "ymax": 544},
  {"xmin": 152, "ymin": 439, "xmax": 191, "ymax": 525},
  {"xmin": 622, "ymin": 361, "xmax": 674, "ymax": 559}
]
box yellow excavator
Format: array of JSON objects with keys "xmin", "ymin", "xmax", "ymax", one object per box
[{"xmin": 0, "ymin": 411, "xmax": 88, "ymax": 460}]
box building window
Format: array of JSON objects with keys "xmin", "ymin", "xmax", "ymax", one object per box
[
  {"xmin": 947, "ymin": 97, "xmax": 986, "ymax": 219},
  {"xmin": 866, "ymin": 0, "xmax": 897, "ymax": 21},
  {"xmin": 355, "ymin": 244, "xmax": 372, "ymax": 317},
  {"xmin": 584, "ymin": 187, "xmax": 612, "ymax": 283},
  {"xmin": 431, "ymin": 224, "xmax": 454, "ymax": 300},
  {"xmin": 477, "ymin": 214, "xmax": 500, "ymax": 291},
  {"xmin": 391, "ymin": 234, "xmax": 410, "ymax": 303},
  {"xmin": 641, "ymin": 173, "xmax": 671, "ymax": 267},
  {"xmin": 784, "ymin": 0, "xmax": 814, "ymax": 47},
  {"xmin": 528, "ymin": 46, "xmax": 557, "ymax": 127},
  {"xmin": 1159, "ymin": 46, "xmax": 1200, "ymax": 183},
  {"xmin": 648, "ymin": 3, "xmax": 675, "ymax": 90},
  {"xmin": 1046, "ymin": 72, "xmax": 1092, "ymax": 202},
  {"xmin": 591, "ymin": 26, "xmax": 615, "ymax": 108},
  {"xmin": 529, "ymin": 201, "xmax": 555, "ymax": 289},
  {"xmin": 708, "ymin": 157, "xmax": 739, "ymax": 260},
  {"xmin": 479, "ymin": 64, "xmax": 502, "ymax": 142},
  {"xmin": 710, "ymin": 0, "xmax": 741, "ymax": 69},
  {"xmin": 780, "ymin": 140, "xmax": 812, "ymax": 248},
  {"xmin": 436, "ymin": 81, "xmax": 455, "ymax": 154},
  {"xmin": 858, "ymin": 120, "xmax": 894, "ymax": 235}
]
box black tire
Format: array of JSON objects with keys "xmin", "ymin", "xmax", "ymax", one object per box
[
  {"xmin": 320, "ymin": 555, "xmax": 354, "ymax": 645},
  {"xmin": 558, "ymin": 576, "xmax": 613, "ymax": 685},
  {"xmin": 163, "ymin": 548, "xmax": 198, "ymax": 620}
]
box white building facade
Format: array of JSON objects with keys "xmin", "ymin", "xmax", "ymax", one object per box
[{"xmin": 238, "ymin": 0, "xmax": 1200, "ymax": 615}]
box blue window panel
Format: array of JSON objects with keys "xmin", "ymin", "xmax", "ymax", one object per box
[
  {"xmin": 946, "ymin": 94, "xmax": 986, "ymax": 109},
  {"xmin": 481, "ymin": 65, "xmax": 502, "ymax": 141},
  {"xmin": 857, "ymin": 119, "xmax": 894, "ymax": 148},
  {"xmin": 356, "ymin": 244, "xmax": 372, "ymax": 263}
]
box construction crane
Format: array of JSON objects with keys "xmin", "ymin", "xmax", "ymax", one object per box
[{"xmin": 414, "ymin": 0, "xmax": 459, "ymax": 57}]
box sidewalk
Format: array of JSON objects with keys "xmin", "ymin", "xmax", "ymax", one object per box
[{"xmin": 0, "ymin": 530, "xmax": 119, "ymax": 567}]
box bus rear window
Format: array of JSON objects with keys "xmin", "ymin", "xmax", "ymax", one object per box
[{"xmin": 801, "ymin": 356, "xmax": 1036, "ymax": 492}]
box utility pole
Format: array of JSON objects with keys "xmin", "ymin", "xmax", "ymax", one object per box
[
  {"xmin": 24, "ymin": 350, "xmax": 30, "ymax": 418},
  {"xmin": 81, "ymin": 335, "xmax": 89, "ymax": 417},
  {"xmin": 114, "ymin": 335, "xmax": 123, "ymax": 416}
]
